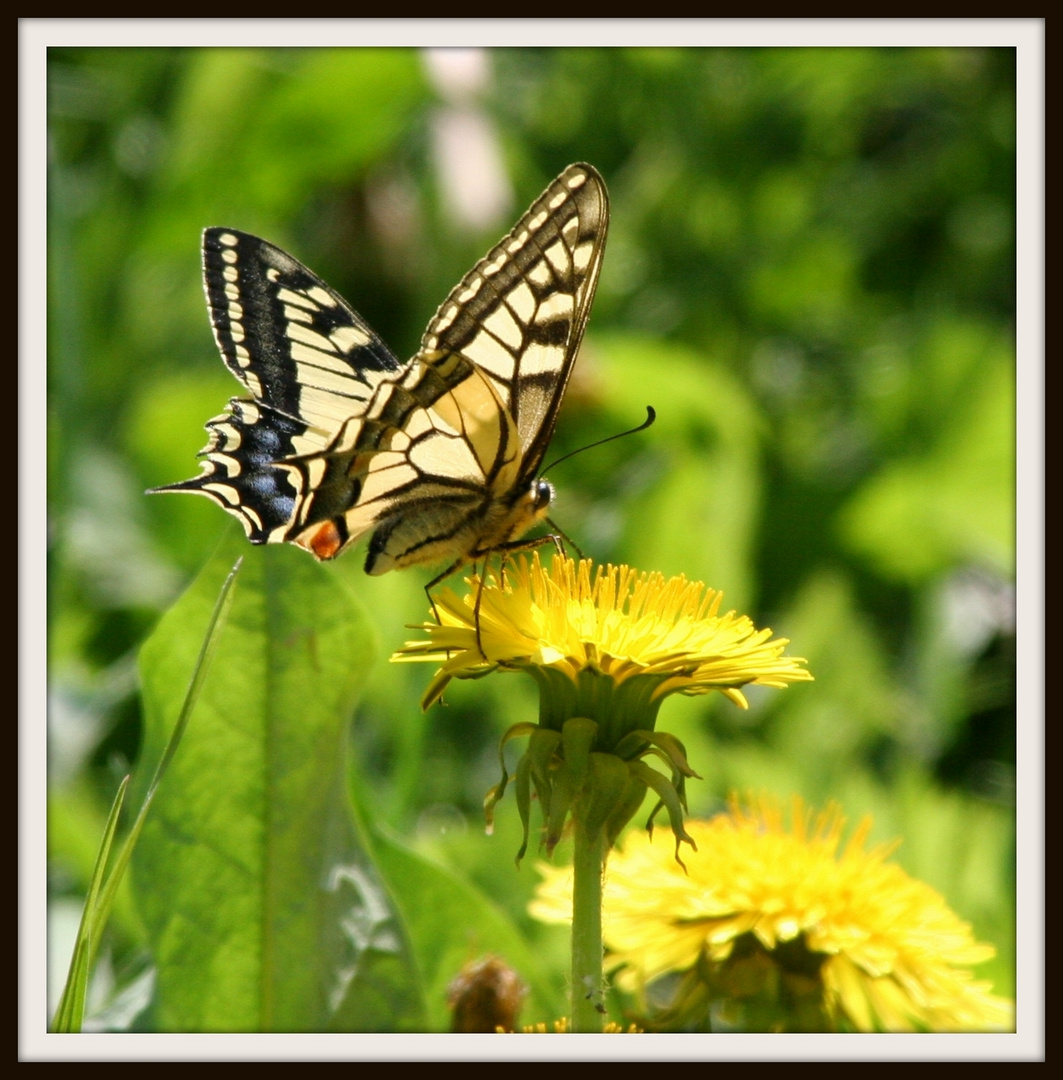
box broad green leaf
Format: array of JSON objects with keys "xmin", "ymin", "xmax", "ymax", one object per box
[
  {"xmin": 54, "ymin": 555, "xmax": 240, "ymax": 1032},
  {"xmin": 365, "ymin": 825, "xmax": 566, "ymax": 1032},
  {"xmin": 135, "ymin": 534, "xmax": 423, "ymax": 1031}
]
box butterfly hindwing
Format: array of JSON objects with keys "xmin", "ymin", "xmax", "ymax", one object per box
[
  {"xmin": 156, "ymin": 228, "xmax": 406, "ymax": 543},
  {"xmin": 154, "ymin": 164, "xmax": 609, "ymax": 574}
]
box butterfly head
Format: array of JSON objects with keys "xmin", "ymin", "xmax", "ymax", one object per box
[{"xmin": 511, "ymin": 478, "xmax": 554, "ymax": 540}]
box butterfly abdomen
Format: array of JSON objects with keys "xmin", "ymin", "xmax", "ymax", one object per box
[{"xmin": 364, "ymin": 477, "xmax": 554, "ymax": 577}]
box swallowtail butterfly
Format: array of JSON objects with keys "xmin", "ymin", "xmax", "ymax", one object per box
[{"xmin": 153, "ymin": 163, "xmax": 608, "ymax": 586}]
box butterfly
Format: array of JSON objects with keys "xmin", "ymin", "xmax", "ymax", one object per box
[{"xmin": 153, "ymin": 163, "xmax": 609, "ymax": 592}]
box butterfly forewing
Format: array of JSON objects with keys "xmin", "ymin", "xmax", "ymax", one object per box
[
  {"xmin": 202, "ymin": 228, "xmax": 404, "ymax": 426},
  {"xmin": 153, "ymin": 163, "xmax": 609, "ymax": 575},
  {"xmin": 420, "ymin": 164, "xmax": 608, "ymax": 477}
]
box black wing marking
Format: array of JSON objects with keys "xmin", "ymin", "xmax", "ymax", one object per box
[{"xmin": 201, "ymin": 227, "xmax": 401, "ymax": 430}]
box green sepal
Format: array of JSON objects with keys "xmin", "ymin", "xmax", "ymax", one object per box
[
  {"xmin": 521, "ymin": 728, "xmax": 563, "ymax": 862},
  {"xmin": 603, "ymin": 768, "xmax": 651, "ymax": 850},
  {"xmin": 612, "ymin": 731, "xmax": 651, "ymax": 761},
  {"xmin": 631, "ymin": 759, "xmax": 697, "ymax": 868},
  {"xmin": 483, "ymin": 721, "xmax": 539, "ymax": 830},
  {"xmin": 560, "ymin": 716, "xmax": 599, "ymax": 785},
  {"xmin": 513, "ymin": 751, "xmax": 533, "ymax": 867},
  {"xmin": 581, "ymin": 752, "xmax": 635, "ymax": 842},
  {"xmin": 626, "ymin": 730, "xmax": 702, "ymax": 779},
  {"xmin": 480, "ymin": 677, "xmax": 708, "ymax": 868},
  {"xmin": 640, "ymin": 746, "xmax": 690, "ymax": 812},
  {"xmin": 526, "ymin": 727, "xmax": 562, "ymax": 804},
  {"xmin": 528, "ymin": 665, "xmax": 670, "ymax": 745},
  {"xmin": 543, "ymin": 763, "xmax": 574, "ymax": 856}
]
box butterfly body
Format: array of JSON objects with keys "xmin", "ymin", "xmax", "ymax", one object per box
[{"xmin": 154, "ymin": 163, "xmax": 608, "ymax": 579}]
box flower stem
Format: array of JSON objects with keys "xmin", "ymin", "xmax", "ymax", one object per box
[{"xmin": 570, "ymin": 815, "xmax": 605, "ymax": 1032}]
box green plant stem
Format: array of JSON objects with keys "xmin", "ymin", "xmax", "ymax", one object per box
[{"xmin": 570, "ymin": 815, "xmax": 605, "ymax": 1033}]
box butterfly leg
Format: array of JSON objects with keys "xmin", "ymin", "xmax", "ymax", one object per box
[
  {"xmin": 473, "ymin": 557, "xmax": 490, "ymax": 659},
  {"xmin": 424, "ymin": 559, "xmax": 466, "ymax": 626},
  {"xmin": 424, "ymin": 536, "xmax": 573, "ymax": 661},
  {"xmin": 544, "ymin": 517, "xmax": 584, "ymax": 561}
]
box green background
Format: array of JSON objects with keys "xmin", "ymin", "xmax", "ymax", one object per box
[{"xmin": 46, "ymin": 46, "xmax": 1017, "ymax": 1030}]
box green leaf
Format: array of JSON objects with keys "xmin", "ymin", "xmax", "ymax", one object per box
[
  {"xmin": 365, "ymin": 826, "xmax": 566, "ymax": 1032},
  {"xmin": 54, "ymin": 554, "xmax": 241, "ymax": 1032},
  {"xmin": 134, "ymin": 534, "xmax": 421, "ymax": 1031}
]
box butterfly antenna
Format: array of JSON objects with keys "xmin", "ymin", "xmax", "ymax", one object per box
[
  {"xmin": 540, "ymin": 406, "xmax": 656, "ymax": 477},
  {"xmin": 537, "ymin": 409, "xmax": 654, "ymax": 566}
]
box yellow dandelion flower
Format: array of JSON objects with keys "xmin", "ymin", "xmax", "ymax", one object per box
[
  {"xmin": 531, "ymin": 794, "xmax": 1014, "ymax": 1033},
  {"xmin": 395, "ymin": 557, "xmax": 814, "ymax": 1033},
  {"xmin": 393, "ymin": 555, "xmax": 812, "ymax": 861},
  {"xmin": 393, "ymin": 553, "xmax": 812, "ymax": 711}
]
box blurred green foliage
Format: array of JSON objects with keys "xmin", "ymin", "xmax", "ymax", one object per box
[{"xmin": 47, "ymin": 47, "xmax": 1016, "ymax": 1030}]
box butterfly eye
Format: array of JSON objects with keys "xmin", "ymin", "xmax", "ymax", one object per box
[{"xmin": 533, "ymin": 480, "xmax": 554, "ymax": 513}]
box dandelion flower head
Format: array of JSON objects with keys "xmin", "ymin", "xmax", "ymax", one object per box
[
  {"xmin": 531, "ymin": 794, "xmax": 1013, "ymax": 1033},
  {"xmin": 393, "ymin": 554, "xmax": 812, "ymax": 711}
]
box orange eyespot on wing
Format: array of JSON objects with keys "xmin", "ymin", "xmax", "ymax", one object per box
[{"xmin": 304, "ymin": 520, "xmax": 345, "ymax": 561}]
